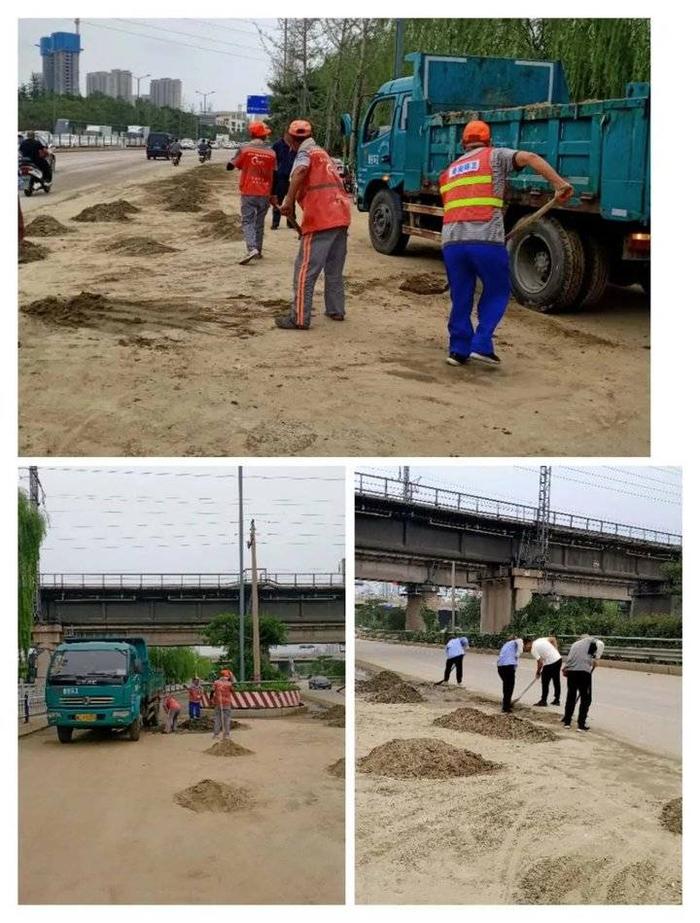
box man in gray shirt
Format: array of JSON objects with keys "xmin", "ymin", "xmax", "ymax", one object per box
[{"xmin": 562, "ymin": 634, "xmax": 604, "ymax": 731}]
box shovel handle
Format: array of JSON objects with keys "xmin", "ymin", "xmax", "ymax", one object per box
[{"xmin": 505, "ymin": 194, "xmax": 562, "ymax": 243}]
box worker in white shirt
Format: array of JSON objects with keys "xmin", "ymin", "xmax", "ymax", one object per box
[
  {"xmin": 436, "ymin": 636, "xmax": 470, "ymax": 686},
  {"xmin": 531, "ymin": 635, "xmax": 563, "ymax": 706}
]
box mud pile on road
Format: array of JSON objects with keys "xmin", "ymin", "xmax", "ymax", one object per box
[
  {"xmin": 19, "ymin": 241, "xmax": 49, "ymax": 263},
  {"xmin": 22, "ymin": 291, "xmax": 109, "ymax": 326},
  {"xmin": 72, "ymin": 200, "xmax": 140, "ymax": 222},
  {"xmin": 357, "ymin": 737, "xmax": 501, "ymax": 780},
  {"xmin": 312, "ymin": 705, "xmax": 345, "ymax": 728},
  {"xmin": 24, "ymin": 215, "xmax": 73, "ymax": 237},
  {"xmin": 399, "ymin": 273, "xmax": 449, "ymax": 295},
  {"xmin": 107, "ymin": 237, "xmax": 178, "ymax": 256},
  {"xmin": 199, "ymin": 209, "xmax": 244, "ymax": 241},
  {"xmin": 326, "ymin": 758, "xmax": 345, "ymax": 779},
  {"xmin": 179, "ymin": 716, "xmax": 250, "ymax": 732},
  {"xmin": 516, "ymin": 855, "xmax": 609, "ymax": 904},
  {"xmin": 174, "ymin": 779, "xmax": 252, "ymax": 813},
  {"xmin": 205, "ymin": 739, "xmax": 253, "ymax": 757},
  {"xmin": 660, "ymin": 797, "xmax": 682, "ymax": 834},
  {"xmin": 356, "ymin": 670, "xmax": 404, "ymax": 694},
  {"xmin": 370, "ymin": 682, "xmax": 425, "ymax": 704},
  {"xmin": 433, "ymin": 707, "xmax": 558, "ymax": 742}
]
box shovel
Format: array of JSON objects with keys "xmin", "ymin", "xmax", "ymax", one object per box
[
  {"xmin": 511, "ymin": 675, "xmax": 539, "ymax": 705},
  {"xmin": 505, "ymin": 193, "xmax": 563, "ymax": 243},
  {"xmin": 286, "ymin": 215, "xmax": 303, "ymax": 239}
]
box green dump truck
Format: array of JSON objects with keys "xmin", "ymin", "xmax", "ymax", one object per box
[{"xmin": 45, "ymin": 637, "xmax": 165, "ymax": 743}]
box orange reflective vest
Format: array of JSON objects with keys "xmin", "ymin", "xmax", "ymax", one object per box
[
  {"xmin": 212, "ymin": 679, "xmax": 234, "ymax": 708},
  {"xmin": 188, "ymin": 684, "xmax": 204, "ymax": 703},
  {"xmin": 439, "ymin": 147, "xmax": 503, "ymax": 224},
  {"xmin": 298, "ymin": 148, "xmax": 351, "ymax": 235},
  {"xmin": 234, "ymin": 144, "xmax": 276, "ymax": 196}
]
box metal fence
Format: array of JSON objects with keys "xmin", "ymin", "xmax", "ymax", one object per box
[
  {"xmin": 355, "ymin": 472, "xmax": 682, "ymax": 547},
  {"xmin": 18, "ymin": 682, "xmax": 187, "ymax": 722},
  {"xmin": 41, "ymin": 572, "xmax": 344, "ymax": 590}
]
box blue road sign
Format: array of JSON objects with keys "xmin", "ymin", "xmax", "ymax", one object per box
[{"xmin": 247, "ymin": 95, "xmax": 271, "ymax": 115}]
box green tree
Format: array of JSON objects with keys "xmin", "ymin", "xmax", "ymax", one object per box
[
  {"xmin": 661, "ymin": 558, "xmax": 682, "ymax": 598},
  {"xmin": 150, "ymin": 647, "xmax": 214, "ymax": 684},
  {"xmin": 18, "ymin": 490, "xmax": 47, "ymax": 674},
  {"xmin": 203, "ymin": 612, "xmax": 287, "ymax": 681}
]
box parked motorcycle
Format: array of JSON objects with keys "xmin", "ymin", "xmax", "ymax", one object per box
[{"xmin": 19, "ymin": 156, "xmax": 52, "ymax": 196}]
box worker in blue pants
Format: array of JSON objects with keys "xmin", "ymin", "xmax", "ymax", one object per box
[{"xmin": 439, "ymin": 120, "xmax": 573, "ymax": 367}]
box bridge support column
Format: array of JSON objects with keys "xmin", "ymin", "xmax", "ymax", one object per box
[
  {"xmin": 404, "ymin": 584, "xmax": 440, "ymax": 631},
  {"xmin": 630, "ymin": 591, "xmax": 679, "ymax": 618},
  {"xmin": 479, "ymin": 576, "xmax": 533, "ymax": 633},
  {"xmin": 31, "ymin": 623, "xmax": 64, "ymax": 682}
]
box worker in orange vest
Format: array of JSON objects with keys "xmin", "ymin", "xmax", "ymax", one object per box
[
  {"xmin": 439, "ymin": 120, "xmax": 573, "ymax": 367},
  {"xmin": 162, "ymin": 691, "xmax": 181, "ymax": 733},
  {"xmin": 276, "ymin": 120, "xmax": 352, "ymax": 329},
  {"xmin": 211, "ymin": 668, "xmax": 236, "ymax": 740},
  {"xmin": 227, "ymin": 121, "xmax": 277, "ymax": 264},
  {"xmin": 187, "ymin": 676, "xmax": 205, "ymax": 720}
]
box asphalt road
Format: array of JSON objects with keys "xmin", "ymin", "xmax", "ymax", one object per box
[
  {"xmin": 357, "ymin": 639, "xmax": 681, "ymax": 759},
  {"xmin": 21, "ymin": 147, "xmax": 230, "ymax": 213}
]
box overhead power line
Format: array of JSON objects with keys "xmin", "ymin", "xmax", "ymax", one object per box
[{"xmin": 116, "ymin": 19, "xmax": 264, "ymax": 54}]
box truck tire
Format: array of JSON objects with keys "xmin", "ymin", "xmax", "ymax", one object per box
[
  {"xmin": 128, "ymin": 716, "xmax": 142, "ymax": 741},
  {"xmin": 509, "ymin": 216, "xmax": 585, "ymax": 313},
  {"xmin": 57, "ymin": 726, "xmax": 73, "ymax": 743},
  {"xmin": 368, "ymin": 188, "xmax": 409, "ymax": 255},
  {"xmin": 578, "ymin": 232, "xmax": 610, "ymax": 308}
]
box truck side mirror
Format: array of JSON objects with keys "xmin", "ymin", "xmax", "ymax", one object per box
[
  {"xmin": 133, "ymin": 660, "xmax": 143, "ymax": 674},
  {"xmin": 340, "ymin": 114, "xmax": 352, "ymax": 137}
]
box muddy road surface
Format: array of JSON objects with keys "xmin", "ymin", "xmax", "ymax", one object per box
[
  {"xmin": 19, "ymin": 161, "xmax": 649, "ymax": 456},
  {"xmin": 19, "ymin": 714, "xmax": 344, "ymax": 904},
  {"xmin": 355, "ymin": 683, "xmax": 681, "ymax": 904}
]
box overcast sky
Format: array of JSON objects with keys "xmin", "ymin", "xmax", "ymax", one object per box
[
  {"xmin": 18, "ymin": 18, "xmax": 278, "ymax": 111},
  {"xmin": 357, "ymin": 465, "xmax": 682, "ymax": 536},
  {"xmin": 19, "ymin": 466, "xmax": 345, "ymax": 576}
]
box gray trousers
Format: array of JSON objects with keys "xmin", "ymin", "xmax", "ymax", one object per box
[
  {"xmin": 290, "ymin": 227, "xmax": 348, "ymax": 327},
  {"xmin": 213, "ymin": 706, "xmax": 232, "ymax": 738},
  {"xmin": 240, "ymin": 195, "xmax": 269, "ymax": 253}
]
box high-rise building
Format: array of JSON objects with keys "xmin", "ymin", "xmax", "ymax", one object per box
[
  {"xmin": 149, "ymin": 78, "xmax": 182, "ymax": 110},
  {"xmin": 40, "ymin": 31, "xmax": 81, "ymax": 96},
  {"xmin": 86, "ymin": 69, "xmax": 133, "ymax": 102}
]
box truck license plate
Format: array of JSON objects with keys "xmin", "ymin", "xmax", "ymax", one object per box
[{"xmin": 75, "ymin": 713, "xmax": 97, "ymax": 721}]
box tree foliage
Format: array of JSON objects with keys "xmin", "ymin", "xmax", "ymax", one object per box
[
  {"xmin": 18, "ymin": 490, "xmax": 47, "ymax": 671},
  {"xmin": 203, "ymin": 612, "xmax": 288, "ymax": 680},
  {"xmin": 149, "ymin": 647, "xmax": 214, "ymax": 684},
  {"xmin": 264, "ymin": 18, "xmax": 650, "ymax": 156}
]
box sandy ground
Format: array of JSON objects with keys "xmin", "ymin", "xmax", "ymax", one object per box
[
  {"xmin": 357, "ymin": 640, "xmax": 682, "ymax": 759},
  {"xmin": 355, "ymin": 679, "xmax": 681, "ymax": 905},
  {"xmin": 19, "ymin": 712, "xmax": 344, "ymax": 904},
  {"xmin": 18, "ymin": 156, "xmax": 649, "ymax": 457}
]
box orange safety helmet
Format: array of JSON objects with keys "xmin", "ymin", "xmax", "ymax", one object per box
[
  {"xmin": 462, "ymin": 120, "xmax": 491, "ymax": 144},
  {"xmin": 249, "ymin": 121, "xmax": 271, "ymax": 138},
  {"xmin": 219, "ymin": 668, "xmax": 233, "ymax": 678},
  {"xmin": 288, "ymin": 119, "xmax": 313, "ymax": 139}
]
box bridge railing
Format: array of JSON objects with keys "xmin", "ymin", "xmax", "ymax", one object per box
[
  {"xmin": 41, "ymin": 572, "xmax": 345, "ymax": 590},
  {"xmin": 355, "ymin": 472, "xmax": 682, "ymax": 547}
]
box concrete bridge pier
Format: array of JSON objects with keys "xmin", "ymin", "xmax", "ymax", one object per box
[
  {"xmin": 404, "ymin": 584, "xmax": 441, "ymax": 631},
  {"xmin": 31, "ymin": 623, "xmax": 64, "ymax": 682},
  {"xmin": 479, "ymin": 573, "xmax": 534, "ymax": 633}
]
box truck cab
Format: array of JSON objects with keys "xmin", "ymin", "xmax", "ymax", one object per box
[{"xmin": 45, "ymin": 638, "xmax": 163, "ymax": 743}]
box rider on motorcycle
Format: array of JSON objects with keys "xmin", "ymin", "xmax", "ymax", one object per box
[
  {"xmin": 169, "ymin": 138, "xmax": 183, "ymax": 163},
  {"xmin": 197, "ymin": 138, "xmax": 212, "ymax": 160},
  {"xmin": 19, "ymin": 131, "xmax": 52, "ymax": 184}
]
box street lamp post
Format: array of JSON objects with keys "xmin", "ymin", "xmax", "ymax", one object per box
[
  {"xmin": 196, "ymin": 90, "xmax": 215, "ymax": 136},
  {"xmin": 135, "ymin": 73, "xmax": 150, "ymax": 104}
]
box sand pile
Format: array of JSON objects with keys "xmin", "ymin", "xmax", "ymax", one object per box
[
  {"xmin": 370, "ymin": 682, "xmax": 424, "ymax": 704},
  {"xmin": 73, "ymin": 200, "xmax": 140, "ymax": 222},
  {"xmin": 326, "ymin": 758, "xmax": 345, "ymax": 779},
  {"xmin": 19, "ymin": 241, "xmax": 49, "ymax": 263},
  {"xmin": 24, "ymin": 215, "xmax": 73, "ymax": 237},
  {"xmin": 357, "ymin": 737, "xmax": 501, "ymax": 780},
  {"xmin": 179, "ymin": 716, "xmax": 250, "ymax": 732},
  {"xmin": 312, "ymin": 705, "xmax": 345, "ymax": 728},
  {"xmin": 433, "ymin": 707, "xmax": 558, "ymax": 742},
  {"xmin": 660, "ymin": 797, "xmax": 682, "ymax": 834},
  {"xmin": 399, "ymin": 273, "xmax": 449, "ymax": 295},
  {"xmin": 174, "ymin": 779, "xmax": 252, "ymax": 813},
  {"xmin": 166, "ymin": 186, "xmax": 206, "ymax": 212},
  {"xmin": 23, "ymin": 291, "xmax": 110, "ymax": 327},
  {"xmin": 199, "ymin": 209, "xmax": 244, "ymax": 241},
  {"xmin": 107, "ymin": 237, "xmax": 178, "ymax": 256},
  {"xmin": 356, "ymin": 670, "xmax": 404, "ymax": 694},
  {"xmin": 205, "ymin": 739, "xmax": 253, "ymax": 757}
]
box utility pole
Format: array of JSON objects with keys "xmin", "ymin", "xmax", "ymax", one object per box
[
  {"xmin": 401, "ymin": 465, "xmax": 410, "ymax": 500},
  {"xmin": 283, "ymin": 18, "xmax": 289, "ymax": 83},
  {"xmin": 238, "ymin": 467, "xmax": 245, "ymax": 681},
  {"xmin": 393, "ymin": 19, "xmax": 406, "ymax": 79},
  {"xmin": 135, "ymin": 73, "xmax": 150, "ymax": 103},
  {"xmin": 29, "ymin": 467, "xmax": 42, "ymax": 623},
  {"xmin": 450, "ymin": 561, "xmax": 456, "ymax": 632},
  {"xmin": 248, "ymin": 520, "xmax": 261, "ymax": 683},
  {"xmin": 536, "ymin": 465, "xmax": 552, "ymax": 571}
]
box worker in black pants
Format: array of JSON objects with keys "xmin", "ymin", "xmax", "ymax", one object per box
[
  {"xmin": 437, "ymin": 636, "xmax": 469, "ymax": 685},
  {"xmin": 271, "ymin": 132, "xmax": 296, "ymax": 229},
  {"xmin": 496, "ymin": 636, "xmax": 532, "ymax": 712},
  {"xmin": 561, "ymin": 634, "xmax": 604, "ymax": 731}
]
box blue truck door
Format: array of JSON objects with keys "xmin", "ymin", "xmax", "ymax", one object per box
[{"xmin": 358, "ymin": 95, "xmax": 397, "ymax": 194}]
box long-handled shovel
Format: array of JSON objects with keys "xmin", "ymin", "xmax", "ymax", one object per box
[
  {"xmin": 512, "ymin": 675, "xmax": 539, "ymax": 705},
  {"xmin": 505, "ymin": 194, "xmax": 561, "ymax": 244}
]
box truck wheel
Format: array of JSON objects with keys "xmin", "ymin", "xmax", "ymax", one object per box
[
  {"xmin": 57, "ymin": 726, "xmax": 73, "ymax": 743},
  {"xmin": 128, "ymin": 717, "xmax": 142, "ymax": 741},
  {"xmin": 509, "ymin": 216, "xmax": 585, "ymax": 313},
  {"xmin": 578, "ymin": 232, "xmax": 610, "ymax": 308},
  {"xmin": 368, "ymin": 188, "xmax": 409, "ymax": 255}
]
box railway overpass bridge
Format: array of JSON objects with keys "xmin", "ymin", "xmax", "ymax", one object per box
[
  {"xmin": 355, "ymin": 473, "xmax": 681, "ymax": 631},
  {"xmin": 33, "ymin": 572, "xmax": 345, "ymax": 648}
]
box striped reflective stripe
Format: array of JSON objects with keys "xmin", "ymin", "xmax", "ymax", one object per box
[
  {"xmin": 296, "ymin": 234, "xmax": 312, "ymax": 326},
  {"xmin": 439, "ymin": 174, "xmax": 493, "ymax": 194},
  {"xmin": 443, "ymin": 197, "xmax": 504, "ymax": 210}
]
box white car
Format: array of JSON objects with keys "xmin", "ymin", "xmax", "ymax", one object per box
[{"xmin": 180, "ymin": 138, "xmax": 195, "ymax": 150}]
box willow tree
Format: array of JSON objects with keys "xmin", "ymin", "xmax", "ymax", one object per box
[{"xmin": 18, "ymin": 489, "xmax": 47, "ymax": 673}]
